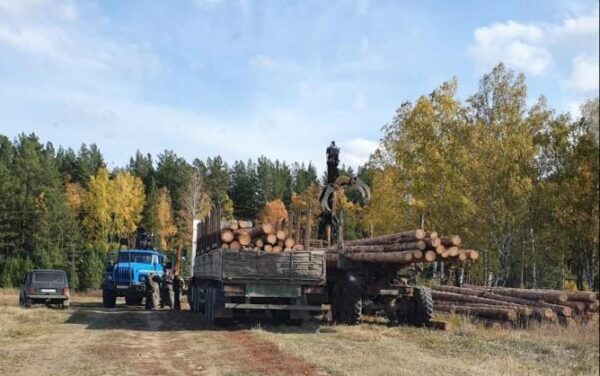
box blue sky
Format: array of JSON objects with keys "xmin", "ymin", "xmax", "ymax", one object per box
[{"xmin": 1, "ymin": 0, "xmax": 598, "ymax": 171}]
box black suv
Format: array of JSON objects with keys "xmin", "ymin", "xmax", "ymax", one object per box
[{"xmin": 19, "ymin": 269, "xmax": 70, "ymax": 309}]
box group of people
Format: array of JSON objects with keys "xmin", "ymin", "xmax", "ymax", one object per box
[{"xmin": 144, "ymin": 270, "xmax": 186, "ymax": 310}]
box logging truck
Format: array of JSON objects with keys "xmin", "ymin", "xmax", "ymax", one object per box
[{"xmin": 187, "ymin": 206, "xmax": 327, "ymax": 325}]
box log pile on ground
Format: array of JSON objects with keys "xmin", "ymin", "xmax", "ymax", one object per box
[
  {"xmin": 431, "ymin": 285, "xmax": 600, "ymax": 327},
  {"xmin": 326, "ymin": 229, "xmax": 478, "ymax": 267},
  {"xmin": 219, "ymin": 219, "xmax": 305, "ymax": 253}
]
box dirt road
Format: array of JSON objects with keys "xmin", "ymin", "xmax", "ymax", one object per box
[
  {"xmin": 0, "ymin": 293, "xmax": 324, "ymax": 376},
  {"xmin": 1, "ymin": 291, "xmax": 598, "ymax": 376}
]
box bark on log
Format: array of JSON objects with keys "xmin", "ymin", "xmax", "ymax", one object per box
[
  {"xmin": 434, "ymin": 301, "xmax": 532, "ymax": 317},
  {"xmin": 440, "ymin": 235, "xmax": 461, "ymax": 247},
  {"xmin": 564, "ymin": 291, "xmax": 598, "ymax": 302},
  {"xmin": 229, "ymin": 241, "xmax": 241, "ymax": 250},
  {"xmin": 432, "ymin": 291, "xmax": 531, "ymax": 311},
  {"xmin": 434, "ymin": 304, "xmax": 517, "ymax": 321},
  {"xmin": 480, "ymin": 292, "xmax": 571, "ymax": 317},
  {"xmin": 426, "ymin": 238, "xmax": 442, "ymax": 248},
  {"xmin": 558, "ymin": 300, "xmax": 587, "ymax": 313},
  {"xmin": 343, "ymin": 230, "xmax": 426, "ymax": 246},
  {"xmin": 490, "ymin": 288, "xmax": 568, "ymax": 304},
  {"xmin": 340, "ymin": 241, "xmax": 426, "ymax": 253},
  {"xmin": 432, "ymin": 285, "xmax": 483, "ymax": 296},
  {"xmin": 344, "ymin": 250, "xmax": 416, "ymax": 263},
  {"xmin": 221, "ymin": 230, "xmax": 234, "ymax": 243}
]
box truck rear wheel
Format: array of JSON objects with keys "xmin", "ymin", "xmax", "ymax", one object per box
[
  {"xmin": 102, "ymin": 290, "xmax": 117, "ymax": 308},
  {"xmin": 407, "ymin": 287, "xmax": 433, "ymax": 327},
  {"xmin": 337, "ymin": 281, "xmax": 362, "ymax": 325}
]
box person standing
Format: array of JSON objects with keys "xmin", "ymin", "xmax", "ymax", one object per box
[
  {"xmin": 145, "ymin": 273, "xmax": 155, "ymax": 310},
  {"xmin": 151, "ymin": 274, "xmax": 161, "ymax": 310},
  {"xmin": 161, "ymin": 269, "xmax": 174, "ymax": 309},
  {"xmin": 173, "ymin": 273, "xmax": 185, "ymax": 310}
]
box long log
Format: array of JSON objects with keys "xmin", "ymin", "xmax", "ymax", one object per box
[
  {"xmin": 264, "ymin": 244, "xmax": 273, "ymax": 252},
  {"xmin": 435, "ymin": 245, "xmax": 446, "ymax": 255},
  {"xmin": 432, "ymin": 285, "xmax": 483, "ymax": 296},
  {"xmin": 467, "ymin": 250, "xmax": 480, "ymax": 260},
  {"xmin": 341, "ymin": 241, "xmax": 426, "ymax": 253},
  {"xmin": 272, "ymin": 245, "xmax": 283, "ymax": 253},
  {"xmin": 480, "ymin": 292, "xmax": 571, "ymax": 317},
  {"xmin": 587, "ymin": 301, "xmax": 599, "ymax": 312},
  {"xmin": 412, "ymin": 250, "xmax": 423, "ymax": 260},
  {"xmin": 344, "ymin": 250, "xmax": 415, "ymax": 263},
  {"xmin": 433, "ymin": 301, "xmax": 532, "ymax": 317},
  {"xmin": 458, "ymin": 252, "xmax": 468, "ymax": 261},
  {"xmin": 434, "ymin": 304, "xmax": 517, "ymax": 321},
  {"xmin": 564, "ymin": 291, "xmax": 598, "ymax": 302},
  {"xmin": 238, "ymin": 220, "xmax": 253, "ymax": 229},
  {"xmin": 229, "ymin": 220, "xmax": 239, "ymax": 231},
  {"xmin": 432, "ymin": 291, "xmax": 531, "ymax": 311},
  {"xmin": 221, "ymin": 243, "xmax": 229, "ymax": 249},
  {"xmin": 293, "ymin": 244, "xmax": 305, "ymax": 251},
  {"xmin": 427, "ymin": 231, "xmax": 439, "ymax": 240},
  {"xmin": 440, "ymin": 235, "xmax": 461, "ymax": 247},
  {"xmin": 490, "ymin": 288, "xmax": 568, "ymax": 304},
  {"xmin": 558, "ymin": 300, "xmax": 587, "ymax": 313},
  {"xmin": 229, "ymin": 241, "xmax": 241, "ymax": 250},
  {"xmin": 255, "ymin": 238, "xmax": 264, "ymax": 248},
  {"xmin": 343, "ymin": 230, "xmax": 426, "ymax": 246}
]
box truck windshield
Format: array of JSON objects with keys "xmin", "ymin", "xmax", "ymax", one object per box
[
  {"xmin": 33, "ymin": 271, "xmax": 65, "ymax": 283},
  {"xmin": 118, "ymin": 252, "xmax": 153, "ymax": 264}
]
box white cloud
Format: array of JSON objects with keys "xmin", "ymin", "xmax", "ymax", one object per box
[
  {"xmin": 0, "ymin": 0, "xmax": 159, "ymax": 75},
  {"xmin": 468, "ymin": 8, "xmax": 599, "ymax": 81},
  {"xmin": 468, "ymin": 21, "xmax": 551, "ymax": 75},
  {"xmin": 341, "ymin": 138, "xmax": 378, "ymax": 168},
  {"xmin": 568, "ymin": 54, "xmax": 599, "ymax": 93}
]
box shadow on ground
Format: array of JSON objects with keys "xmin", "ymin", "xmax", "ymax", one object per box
[{"xmin": 65, "ymin": 299, "xmax": 325, "ymax": 334}]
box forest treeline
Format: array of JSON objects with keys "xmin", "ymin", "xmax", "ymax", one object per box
[{"xmin": 0, "ymin": 64, "xmax": 597, "ymax": 290}]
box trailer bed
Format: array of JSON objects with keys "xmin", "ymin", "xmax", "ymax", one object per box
[{"xmin": 194, "ymin": 248, "xmax": 326, "ymax": 284}]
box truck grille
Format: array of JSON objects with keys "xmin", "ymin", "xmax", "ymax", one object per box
[{"xmin": 116, "ymin": 266, "xmax": 132, "ymax": 284}]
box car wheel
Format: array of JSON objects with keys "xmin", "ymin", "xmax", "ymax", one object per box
[{"xmin": 24, "ymin": 298, "xmax": 33, "ymax": 309}]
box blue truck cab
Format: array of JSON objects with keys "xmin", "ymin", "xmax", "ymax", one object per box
[{"xmin": 102, "ymin": 249, "xmax": 166, "ymax": 308}]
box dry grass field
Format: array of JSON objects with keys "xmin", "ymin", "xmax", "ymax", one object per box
[{"xmin": 0, "ymin": 289, "xmax": 598, "ymax": 376}]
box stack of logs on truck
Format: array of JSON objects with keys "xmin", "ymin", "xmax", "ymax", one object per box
[
  {"xmin": 326, "ymin": 229, "xmax": 478, "ymax": 266},
  {"xmin": 189, "ymin": 208, "xmax": 326, "ymax": 325},
  {"xmin": 432, "ymin": 285, "xmax": 600, "ymax": 327},
  {"xmin": 219, "ymin": 219, "xmax": 307, "ymax": 253}
]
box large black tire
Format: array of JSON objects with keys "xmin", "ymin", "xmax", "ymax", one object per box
[
  {"xmin": 204, "ymin": 285, "xmax": 213, "ymax": 323},
  {"xmin": 407, "ymin": 287, "xmax": 433, "ymax": 327},
  {"xmin": 102, "ymin": 289, "xmax": 117, "ymax": 308},
  {"xmin": 339, "ymin": 281, "xmax": 362, "ymax": 325}
]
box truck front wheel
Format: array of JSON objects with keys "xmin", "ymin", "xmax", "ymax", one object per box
[
  {"xmin": 102, "ymin": 289, "xmax": 117, "ymax": 308},
  {"xmin": 407, "ymin": 287, "xmax": 433, "ymax": 327},
  {"xmin": 335, "ymin": 280, "xmax": 362, "ymax": 325}
]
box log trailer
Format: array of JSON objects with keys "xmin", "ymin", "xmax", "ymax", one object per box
[
  {"xmin": 187, "ymin": 206, "xmax": 327, "ymax": 325},
  {"xmin": 321, "ymin": 141, "xmax": 434, "ymax": 326}
]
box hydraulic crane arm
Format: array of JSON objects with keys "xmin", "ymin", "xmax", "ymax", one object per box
[{"xmin": 320, "ymin": 175, "xmax": 371, "ymax": 214}]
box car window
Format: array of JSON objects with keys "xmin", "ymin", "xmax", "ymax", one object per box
[{"xmin": 32, "ymin": 272, "xmax": 65, "ymax": 283}]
